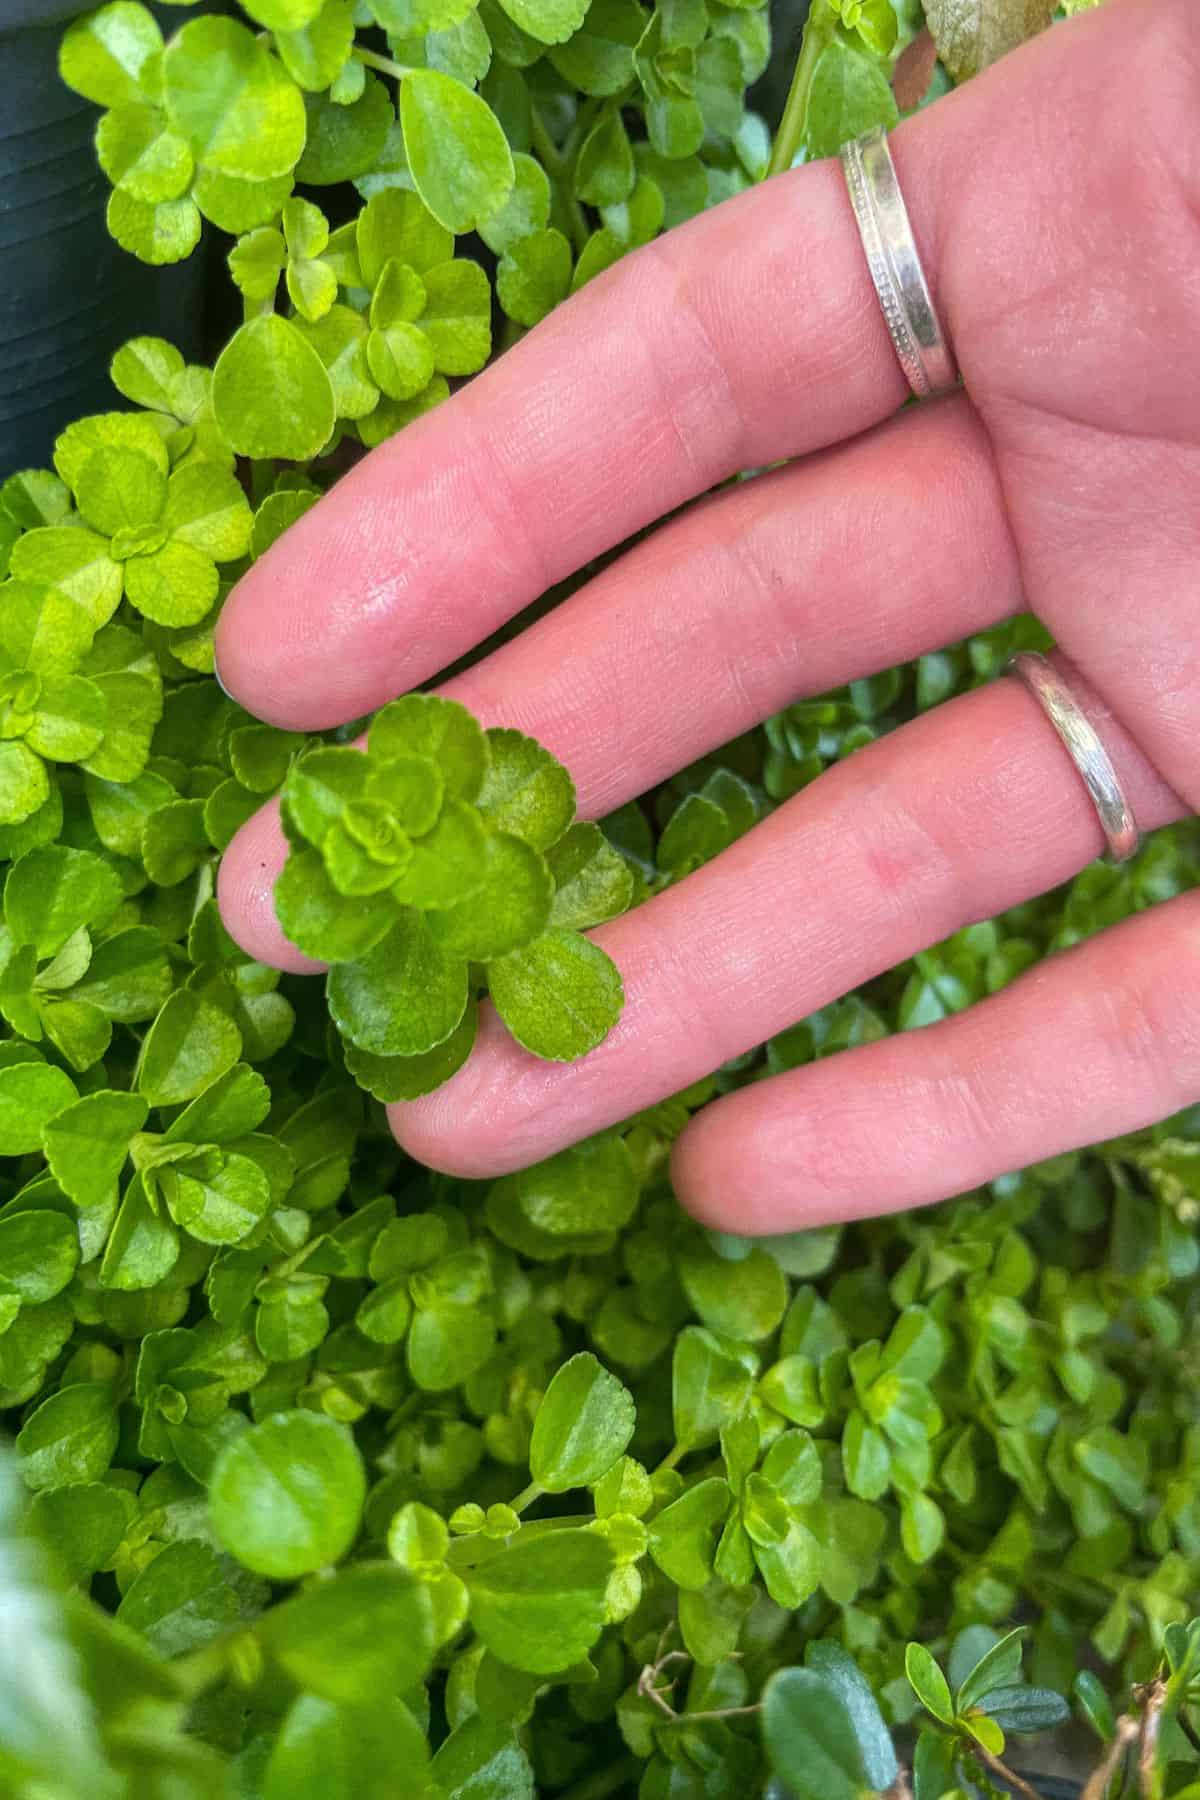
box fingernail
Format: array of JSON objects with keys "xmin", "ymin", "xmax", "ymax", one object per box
[{"xmin": 213, "ymin": 646, "xmax": 233, "ymax": 701}]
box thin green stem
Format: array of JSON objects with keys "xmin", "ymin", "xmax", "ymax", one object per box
[
  {"xmin": 766, "ymin": 0, "xmax": 836, "ymax": 179},
  {"xmin": 508, "ymin": 1479, "xmax": 543, "ymax": 1515},
  {"xmin": 653, "ymin": 1442, "xmax": 686, "ymax": 1476},
  {"xmin": 352, "ymin": 45, "xmax": 417, "ymax": 80},
  {"xmin": 531, "ymin": 106, "xmax": 590, "ymax": 253}
]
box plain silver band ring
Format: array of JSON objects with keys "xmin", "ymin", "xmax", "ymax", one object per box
[
  {"xmin": 840, "ymin": 126, "xmax": 958, "ymax": 400},
  {"xmin": 1007, "ymin": 652, "xmax": 1141, "ymax": 865}
]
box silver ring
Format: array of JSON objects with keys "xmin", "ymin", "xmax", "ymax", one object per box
[
  {"xmin": 1007, "ymin": 652, "xmax": 1141, "ymax": 864},
  {"xmin": 840, "ymin": 125, "xmax": 958, "ymax": 400}
]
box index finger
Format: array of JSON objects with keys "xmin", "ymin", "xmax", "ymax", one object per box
[{"xmin": 213, "ymin": 155, "xmax": 913, "ymax": 729}]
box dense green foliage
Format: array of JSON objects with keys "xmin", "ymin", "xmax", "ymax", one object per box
[{"xmin": 1, "ymin": 0, "xmax": 1196, "ymax": 1792}]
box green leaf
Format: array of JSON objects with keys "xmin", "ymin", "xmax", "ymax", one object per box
[
  {"xmin": 265, "ymin": 1692, "xmax": 430, "ymax": 1800},
  {"xmin": 419, "ymin": 260, "xmax": 493, "ymax": 375},
  {"xmin": 761, "ymin": 1667, "xmax": 872, "ymax": 1800},
  {"xmin": 429, "ymin": 831, "xmax": 552, "ymax": 961},
  {"xmin": 163, "ymin": 15, "xmax": 307, "ymax": 180},
  {"xmin": 160, "ymin": 1151, "xmax": 272, "ymax": 1245},
  {"xmin": 97, "ymin": 104, "xmax": 194, "ymax": 205},
  {"xmin": 344, "ymin": 998, "xmax": 477, "ymax": 1101},
  {"xmin": 369, "ymin": 694, "xmax": 487, "ymax": 801},
  {"xmin": 6, "ymin": 845, "xmax": 122, "ymax": 959},
  {"xmin": 43, "ymin": 1091, "xmax": 148, "ymax": 1211},
  {"xmin": 649, "ymin": 1477, "xmax": 731, "ymax": 1590},
  {"xmin": 24, "ymin": 675, "xmax": 106, "ymax": 765},
  {"xmin": 0, "ymin": 1211, "xmax": 79, "ymax": 1304},
  {"xmin": 905, "ymin": 1642, "xmax": 955, "ymax": 1725},
  {"xmin": 497, "ymin": 229, "xmax": 573, "ymax": 327},
  {"xmin": 261, "ymin": 1561, "xmax": 434, "ymax": 1698},
  {"xmin": 400, "ymin": 70, "xmax": 515, "ymax": 235},
  {"xmin": 0, "ymin": 741, "xmax": 50, "ymax": 829},
  {"xmin": 408, "ymin": 1302, "xmax": 497, "ymax": 1389},
  {"xmin": 467, "ymin": 1529, "xmax": 611, "ymax": 1674},
  {"xmin": 16, "ymin": 1384, "xmax": 120, "ymax": 1491},
  {"xmin": 494, "ymin": 0, "xmax": 589, "ymax": 44},
  {"xmin": 276, "ymin": 845, "xmax": 398, "ymax": 962},
  {"xmin": 478, "ymin": 152, "xmax": 551, "ymax": 252},
  {"xmin": 29, "ymin": 1482, "xmax": 130, "ymax": 1586},
  {"xmin": 954, "ymin": 1625, "xmax": 1027, "ymax": 1713},
  {"xmin": 106, "ymin": 187, "xmax": 204, "ymax": 264},
  {"xmin": 386, "ymin": 799, "xmax": 486, "ymax": 910},
  {"xmin": 209, "ymin": 1410, "xmax": 366, "ymax": 1578},
  {"xmin": 115, "ymin": 1539, "xmax": 251, "ymax": 1655},
  {"xmin": 476, "ymin": 728, "xmax": 574, "ymax": 851},
  {"xmin": 530, "ymin": 1352, "xmax": 636, "ymax": 1491},
  {"xmin": 805, "ymin": 39, "xmax": 899, "ymax": 160},
  {"xmin": 275, "ymin": 0, "xmax": 356, "ymax": 91},
  {"xmin": 137, "ymin": 991, "xmax": 242, "ymax": 1107},
  {"xmin": 284, "ymin": 746, "xmax": 372, "ymax": 847},
  {"xmin": 0, "ymin": 1061, "xmax": 78, "ymax": 1154},
  {"xmin": 213, "ymin": 315, "xmax": 336, "ymax": 461},
  {"xmin": 9, "ymin": 528, "xmax": 122, "ymax": 629},
  {"xmin": 297, "ymin": 74, "xmax": 395, "ymax": 184},
  {"xmin": 328, "ymin": 911, "xmax": 468, "ymax": 1056},
  {"xmin": 549, "ymin": 0, "xmax": 646, "ymax": 94},
  {"xmin": 59, "ymin": 1, "xmax": 163, "ymax": 108},
  {"xmin": 142, "ymin": 798, "xmax": 209, "ymax": 886},
  {"xmin": 678, "ymin": 1238, "xmax": 788, "ymax": 1342},
  {"xmin": 357, "ymin": 189, "xmax": 454, "ymax": 285},
  {"xmin": 429, "ymin": 1716, "xmax": 534, "ymax": 1800},
  {"xmin": 805, "ymin": 1643, "xmax": 899, "ymax": 1790},
  {"xmin": 673, "ymin": 1325, "xmax": 756, "ymax": 1450},
  {"xmin": 489, "ymin": 927, "xmax": 622, "ymax": 1061},
  {"xmin": 575, "ymin": 109, "xmax": 635, "ymax": 205}
]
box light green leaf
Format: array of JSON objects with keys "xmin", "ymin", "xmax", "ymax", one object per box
[
  {"xmin": 193, "ymin": 167, "xmax": 294, "ymax": 234},
  {"xmin": 494, "ymin": 0, "xmax": 589, "ymax": 44},
  {"xmin": 275, "ymin": 0, "xmax": 356, "ymax": 90},
  {"xmin": 43, "ymin": 1091, "xmax": 147, "ymax": 1211},
  {"xmin": 29, "ymin": 1483, "xmax": 130, "ymax": 1587},
  {"xmin": 408, "ymin": 1303, "xmax": 496, "ymax": 1390},
  {"xmin": 342, "ymin": 997, "xmax": 477, "ymax": 1101},
  {"xmin": 265, "ymin": 1693, "xmax": 430, "ymax": 1800},
  {"xmin": 124, "ymin": 537, "xmax": 218, "ymax": 628},
  {"xmin": 16, "ymin": 1384, "xmax": 120, "ymax": 1492},
  {"xmin": 213, "ymin": 315, "xmax": 336, "ymax": 461},
  {"xmin": 530, "ymin": 1352, "xmax": 636, "ymax": 1491},
  {"xmin": 400, "ymin": 70, "xmax": 515, "ymax": 235},
  {"xmin": 23, "ymin": 676, "xmax": 106, "ymax": 765},
  {"xmin": 96, "ymin": 104, "xmax": 194, "ymax": 205},
  {"xmin": 477, "ymin": 151, "xmax": 551, "ymax": 252},
  {"xmin": 59, "ymin": 1, "xmax": 163, "ymax": 108},
  {"xmin": 429, "ymin": 830, "xmax": 551, "ymax": 960},
  {"xmin": 162, "ymin": 461, "xmax": 253, "ymax": 560},
  {"xmin": 275, "ymin": 845, "xmax": 398, "ymax": 962},
  {"xmin": 263, "ymin": 1562, "xmax": 434, "ymax": 1699},
  {"xmin": 160, "ymin": 1150, "xmax": 272, "ymax": 1245},
  {"xmin": 5, "ymin": 845, "xmax": 122, "ymax": 958},
  {"xmin": 489, "ymin": 927, "xmax": 622, "ymax": 1061},
  {"xmin": 367, "ymin": 319, "xmax": 437, "ymax": 401},
  {"xmin": 467, "ymin": 1529, "xmax": 611, "ymax": 1674},
  {"xmin": 209, "ymin": 1410, "xmax": 366, "ymax": 1578},
  {"xmin": 575, "ymin": 108, "xmax": 634, "ymax": 205},
  {"xmin": 137, "ymin": 990, "xmax": 242, "ymax": 1106},
  {"xmin": 906, "ymin": 1642, "xmax": 956, "ymax": 1724},
  {"xmin": 298, "ymin": 307, "xmax": 380, "ymax": 420},
  {"xmin": 648, "ymin": 1477, "xmax": 731, "ymax": 1590},
  {"xmin": 357, "ymin": 188, "xmax": 453, "ymax": 285},
  {"xmin": 162, "ymin": 15, "xmax": 307, "ymax": 180},
  {"xmin": 418, "ymin": 260, "xmax": 492, "ymax": 374},
  {"xmin": 388, "ymin": 799, "xmax": 487, "ymax": 910},
  {"xmin": 115, "ymin": 1539, "xmax": 252, "ymax": 1655},
  {"xmin": 141, "ymin": 798, "xmax": 209, "ymax": 886},
  {"xmin": 497, "ymin": 229, "xmax": 573, "ymax": 326},
  {"xmin": 9, "ymin": 528, "xmax": 122, "ymax": 629},
  {"xmin": 0, "ymin": 1211, "xmax": 79, "ymax": 1304},
  {"xmin": 0, "ymin": 741, "xmax": 50, "ymax": 829},
  {"xmin": 547, "ymin": 822, "xmax": 633, "ymax": 929},
  {"xmin": 327, "ymin": 912, "xmax": 469, "ymax": 1055},
  {"xmin": 368, "ymin": 693, "xmax": 487, "ymax": 800},
  {"xmin": 805, "ymin": 39, "xmax": 899, "ymax": 160},
  {"xmin": 106, "ymin": 187, "xmax": 204, "ymax": 264},
  {"xmin": 549, "ymin": 0, "xmax": 645, "ymax": 93},
  {"xmin": 477, "ymin": 730, "xmax": 574, "ymax": 852}
]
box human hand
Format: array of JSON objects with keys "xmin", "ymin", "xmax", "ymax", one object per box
[{"xmin": 214, "ymin": 0, "xmax": 1200, "ymax": 1232}]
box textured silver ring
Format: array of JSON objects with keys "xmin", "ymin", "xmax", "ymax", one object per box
[
  {"xmin": 1008, "ymin": 652, "xmax": 1141, "ymax": 865},
  {"xmin": 840, "ymin": 125, "xmax": 958, "ymax": 400}
]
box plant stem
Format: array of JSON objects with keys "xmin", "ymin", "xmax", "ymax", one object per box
[
  {"xmin": 557, "ymin": 1756, "xmax": 642, "ymax": 1800},
  {"xmin": 969, "ymin": 1744, "xmax": 1044, "ymax": 1800},
  {"xmin": 352, "ymin": 45, "xmax": 417, "ymax": 80},
  {"xmin": 765, "ymin": 0, "xmax": 835, "ymax": 179},
  {"xmin": 1081, "ymin": 1716, "xmax": 1139, "ymax": 1800},
  {"xmin": 531, "ymin": 107, "xmax": 590, "ymax": 253},
  {"xmin": 653, "ymin": 1443, "xmax": 686, "ymax": 1476},
  {"xmin": 508, "ymin": 1479, "xmax": 543, "ymax": 1515}
]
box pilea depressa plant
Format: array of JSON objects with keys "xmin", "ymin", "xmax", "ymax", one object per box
[{"xmin": 3, "ymin": 0, "xmax": 1200, "ymax": 1795}]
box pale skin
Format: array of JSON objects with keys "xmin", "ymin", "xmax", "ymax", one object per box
[{"xmin": 214, "ymin": 0, "xmax": 1200, "ymax": 1233}]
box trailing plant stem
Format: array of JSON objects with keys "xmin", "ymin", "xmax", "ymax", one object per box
[
  {"xmin": 352, "ymin": 45, "xmax": 417, "ymax": 80},
  {"xmin": 766, "ymin": 0, "xmax": 836, "ymax": 178}
]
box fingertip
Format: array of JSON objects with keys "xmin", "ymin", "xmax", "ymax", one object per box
[{"xmin": 216, "ymin": 802, "xmax": 324, "ymax": 975}]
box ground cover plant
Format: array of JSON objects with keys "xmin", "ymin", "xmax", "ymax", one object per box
[{"xmin": 2, "ymin": 0, "xmax": 1200, "ymax": 1793}]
